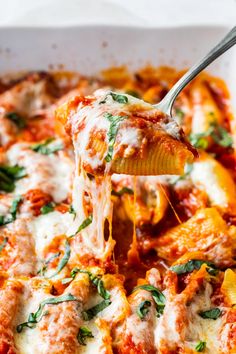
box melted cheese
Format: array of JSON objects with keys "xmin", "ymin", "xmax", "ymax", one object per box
[
  {"xmin": 67, "ymin": 131, "xmax": 114, "ymax": 260},
  {"xmin": 28, "ymin": 211, "xmax": 73, "ymax": 258},
  {"xmin": 118, "ymin": 127, "xmax": 141, "ymax": 149},
  {"xmin": 7, "ymin": 143, "xmax": 73, "ymax": 203},
  {"xmin": 4, "ymin": 219, "xmax": 36, "ymax": 276},
  {"xmin": 190, "ymin": 156, "xmax": 233, "ymax": 211},
  {"xmin": 14, "ymin": 285, "xmax": 49, "ymax": 354},
  {"xmin": 0, "ymin": 194, "xmax": 13, "ymax": 215},
  {"xmin": 0, "ymin": 108, "xmax": 17, "ymax": 146},
  {"xmin": 0, "ymin": 69, "xmax": 234, "ymax": 354},
  {"xmin": 80, "ymin": 320, "xmax": 112, "ymax": 354},
  {"xmin": 0, "ymin": 80, "xmax": 53, "ymax": 116},
  {"xmin": 66, "ymin": 90, "xmax": 184, "ymax": 175},
  {"xmin": 124, "ymin": 292, "xmax": 156, "ymax": 351},
  {"xmin": 191, "ymin": 103, "xmax": 209, "ymax": 134},
  {"xmin": 185, "ymin": 283, "xmax": 223, "ymax": 353},
  {"xmin": 154, "ymin": 294, "xmax": 185, "ymax": 350}
]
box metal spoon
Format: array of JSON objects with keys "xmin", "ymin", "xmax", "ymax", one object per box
[{"xmin": 154, "ymin": 26, "xmax": 236, "ymax": 116}]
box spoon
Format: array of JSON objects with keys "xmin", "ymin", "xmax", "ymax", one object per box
[
  {"xmin": 154, "ymin": 26, "xmax": 236, "ymax": 116},
  {"xmin": 56, "ymin": 27, "xmax": 236, "ymax": 177}
]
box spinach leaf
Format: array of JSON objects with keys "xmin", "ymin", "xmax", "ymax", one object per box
[
  {"xmin": 68, "ymin": 205, "xmax": 76, "ymax": 217},
  {"xmin": 170, "ymin": 259, "xmax": 218, "ymax": 276},
  {"xmin": 68, "ymin": 215, "xmax": 93, "ymax": 238},
  {"xmin": 37, "ymin": 252, "xmax": 61, "ymax": 276},
  {"xmin": 100, "ymin": 92, "xmax": 128, "ymax": 104},
  {"xmin": 40, "ymin": 202, "xmax": 55, "ymax": 215},
  {"xmin": 137, "ymin": 300, "xmax": 151, "ymax": 320},
  {"xmin": 49, "ymin": 240, "xmax": 70, "ymax": 278},
  {"xmin": 5, "ymin": 112, "xmax": 26, "ymax": 129},
  {"xmin": 78, "ymin": 269, "xmax": 110, "ymax": 300},
  {"xmin": 104, "ymin": 113, "xmax": 127, "ymax": 162},
  {"xmin": 199, "ymin": 308, "xmax": 222, "ymax": 320},
  {"xmin": 189, "ymin": 122, "xmax": 233, "ymax": 149},
  {"xmin": 63, "ymin": 268, "xmax": 111, "ymax": 320},
  {"xmin": 0, "ymin": 196, "xmax": 22, "ymax": 226},
  {"xmin": 211, "ymin": 126, "xmax": 233, "ymax": 147},
  {"xmin": 0, "ymin": 165, "xmax": 26, "ymax": 192},
  {"xmin": 133, "ymin": 284, "xmax": 165, "ymax": 317},
  {"xmin": 195, "ymin": 341, "xmax": 206, "ymax": 352},
  {"xmin": 16, "ymin": 293, "xmax": 77, "ymax": 333},
  {"xmin": 77, "ymin": 326, "xmax": 94, "ymax": 346},
  {"xmin": 63, "ymin": 268, "xmax": 110, "ymax": 300},
  {"xmin": 82, "ymin": 299, "xmax": 111, "ymax": 321},
  {"xmin": 0, "ymin": 237, "xmax": 8, "ymax": 252},
  {"xmin": 111, "ymin": 187, "xmax": 134, "ymax": 196},
  {"xmin": 31, "ymin": 138, "xmax": 63, "ymax": 155},
  {"xmin": 175, "ymin": 108, "xmax": 185, "ymax": 120}
]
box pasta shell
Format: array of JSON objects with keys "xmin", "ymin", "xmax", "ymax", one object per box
[
  {"xmin": 111, "ymin": 134, "xmax": 194, "ymax": 176},
  {"xmin": 101, "ymin": 66, "xmax": 130, "ymax": 88},
  {"xmin": 190, "ymin": 81, "xmax": 223, "ymax": 135},
  {"xmin": 155, "ymin": 208, "xmax": 236, "ymax": 266},
  {"xmin": 221, "ymin": 268, "xmax": 236, "ymax": 306},
  {"xmin": 190, "ymin": 153, "xmax": 236, "ymax": 214},
  {"xmin": 88, "ymin": 135, "xmax": 107, "ymax": 161},
  {"xmin": 122, "ymin": 194, "xmax": 148, "ymax": 225}
]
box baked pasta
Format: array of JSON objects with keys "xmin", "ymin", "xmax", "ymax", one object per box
[{"xmin": 0, "ymin": 67, "xmax": 235, "ymax": 354}]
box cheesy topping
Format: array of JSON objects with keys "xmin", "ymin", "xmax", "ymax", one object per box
[{"xmin": 0, "ymin": 68, "xmax": 235, "ymax": 354}]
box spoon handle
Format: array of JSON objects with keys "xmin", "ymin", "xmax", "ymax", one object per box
[{"xmin": 155, "ymin": 26, "xmax": 236, "ymax": 115}]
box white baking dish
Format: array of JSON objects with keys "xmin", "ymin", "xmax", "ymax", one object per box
[{"xmin": 0, "ymin": 25, "xmax": 236, "ymax": 108}]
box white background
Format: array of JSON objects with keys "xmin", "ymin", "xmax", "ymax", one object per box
[{"xmin": 0, "ymin": 0, "xmax": 235, "ymax": 27}]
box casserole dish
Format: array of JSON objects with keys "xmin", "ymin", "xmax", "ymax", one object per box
[
  {"xmin": 0, "ymin": 25, "xmax": 235, "ymax": 107},
  {"xmin": 0, "ymin": 24, "xmax": 236, "ymax": 354}
]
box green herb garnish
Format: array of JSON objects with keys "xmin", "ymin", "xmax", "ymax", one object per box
[
  {"xmin": 61, "ymin": 266, "xmax": 79, "ymax": 284},
  {"xmin": 171, "ymin": 163, "xmax": 193, "ymax": 185},
  {"xmin": 199, "ymin": 308, "xmax": 222, "ymax": 320},
  {"xmin": 31, "ymin": 138, "xmax": 63, "ymax": 155},
  {"xmin": 0, "ymin": 165, "xmax": 26, "ymax": 192},
  {"xmin": 78, "ymin": 269, "xmax": 110, "ymax": 300},
  {"xmin": 175, "ymin": 108, "xmax": 185, "ymax": 120},
  {"xmin": 76, "ymin": 215, "xmax": 93, "ymax": 233},
  {"xmin": 133, "ymin": 284, "xmax": 165, "ymax": 317},
  {"xmin": 77, "ymin": 326, "xmax": 94, "ymax": 346},
  {"xmin": 40, "ymin": 202, "xmax": 55, "ymax": 215},
  {"xmin": 10, "ymin": 195, "xmax": 22, "ymax": 217},
  {"xmin": 37, "ymin": 252, "xmax": 61, "ymax": 276},
  {"xmin": 16, "ymin": 293, "xmax": 77, "ymax": 333},
  {"xmin": 137, "ymin": 300, "xmax": 151, "ymax": 320},
  {"xmin": 63, "ymin": 268, "xmax": 110, "ymax": 300},
  {"xmin": 189, "ymin": 122, "xmax": 233, "ymax": 149},
  {"xmin": 100, "ymin": 92, "xmax": 128, "ymax": 104},
  {"xmin": 211, "ymin": 126, "xmax": 233, "ymax": 147},
  {"xmin": 111, "ymin": 187, "xmax": 134, "ymax": 197},
  {"xmin": 69, "ymin": 215, "xmax": 93, "ymax": 238},
  {"xmin": 49, "ymin": 240, "xmax": 70, "ymax": 278},
  {"xmin": 64, "ymin": 268, "xmax": 111, "ymax": 320},
  {"xmin": 68, "ymin": 205, "xmax": 76, "ymax": 217},
  {"xmin": 0, "ymin": 196, "xmax": 22, "ymax": 226},
  {"xmin": 0, "ymin": 237, "xmax": 8, "ymax": 252},
  {"xmin": 170, "ymin": 259, "xmax": 218, "ymax": 276},
  {"xmin": 5, "ymin": 112, "xmax": 26, "ymax": 129},
  {"xmin": 82, "ymin": 299, "xmax": 111, "ymax": 321},
  {"xmin": 104, "ymin": 113, "xmax": 127, "ymax": 162},
  {"xmin": 195, "ymin": 341, "xmax": 206, "ymax": 352}
]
